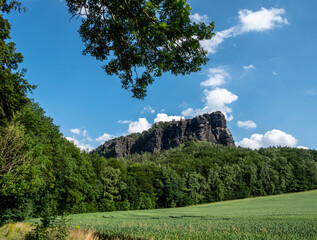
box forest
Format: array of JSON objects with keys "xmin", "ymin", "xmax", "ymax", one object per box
[{"xmin": 1, "ymin": 102, "xmax": 317, "ymax": 224}]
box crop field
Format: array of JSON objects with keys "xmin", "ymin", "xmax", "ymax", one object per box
[{"xmin": 51, "ymin": 190, "xmax": 317, "ymax": 240}]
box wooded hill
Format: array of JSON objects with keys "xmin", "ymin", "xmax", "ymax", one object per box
[
  {"xmin": 93, "ymin": 111, "xmax": 235, "ymax": 158},
  {"xmin": 1, "ymin": 103, "xmax": 317, "ymax": 224}
]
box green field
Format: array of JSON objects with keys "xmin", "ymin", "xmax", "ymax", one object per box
[{"xmin": 50, "ymin": 190, "xmax": 317, "ymax": 239}]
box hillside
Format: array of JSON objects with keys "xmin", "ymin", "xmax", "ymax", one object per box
[{"xmin": 93, "ymin": 111, "xmax": 235, "ymax": 158}]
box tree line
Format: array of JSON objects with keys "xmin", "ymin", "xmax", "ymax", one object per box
[{"xmin": 1, "ymin": 105, "xmax": 317, "ymax": 224}]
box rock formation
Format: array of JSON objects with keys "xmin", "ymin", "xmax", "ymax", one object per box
[{"xmin": 94, "ymin": 111, "xmax": 235, "ymax": 158}]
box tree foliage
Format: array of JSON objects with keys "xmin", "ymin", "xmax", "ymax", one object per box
[
  {"xmin": 66, "ymin": 0, "xmax": 214, "ymax": 99},
  {"xmin": 0, "ymin": 6, "xmax": 35, "ymax": 124},
  {"xmin": 0, "ymin": 0, "xmax": 24, "ymax": 14}
]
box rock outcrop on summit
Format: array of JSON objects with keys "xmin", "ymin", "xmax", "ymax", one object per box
[{"xmin": 94, "ymin": 111, "xmax": 235, "ymax": 158}]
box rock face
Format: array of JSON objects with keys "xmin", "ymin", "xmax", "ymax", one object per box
[{"xmin": 94, "ymin": 111, "xmax": 235, "ymax": 158}]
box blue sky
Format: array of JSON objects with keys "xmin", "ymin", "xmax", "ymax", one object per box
[{"xmin": 6, "ymin": 0, "xmax": 317, "ymax": 150}]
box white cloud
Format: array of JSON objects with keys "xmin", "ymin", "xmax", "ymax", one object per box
[
  {"xmin": 70, "ymin": 128, "xmax": 81, "ymax": 135},
  {"xmin": 182, "ymin": 66, "xmax": 237, "ymax": 121},
  {"xmin": 204, "ymin": 88, "xmax": 238, "ymax": 114},
  {"xmin": 95, "ymin": 133, "xmax": 113, "ymax": 143},
  {"xmin": 237, "ymin": 120, "xmax": 257, "ymax": 129},
  {"xmin": 227, "ymin": 115, "xmax": 234, "ymax": 122},
  {"xmin": 190, "ymin": 13, "xmax": 209, "ymax": 23},
  {"xmin": 182, "ymin": 88, "xmax": 238, "ymax": 120},
  {"xmin": 66, "ymin": 137, "xmax": 79, "ymax": 146},
  {"xmin": 181, "ymin": 108, "xmax": 196, "ymax": 118},
  {"xmin": 201, "ymin": 7, "xmax": 288, "ymax": 54},
  {"xmin": 243, "ymin": 64, "xmax": 255, "ymax": 70},
  {"xmin": 154, "ymin": 113, "xmax": 182, "ymax": 123},
  {"xmin": 297, "ymin": 146, "xmax": 309, "ymax": 150},
  {"xmin": 237, "ymin": 129, "xmax": 298, "ymax": 149},
  {"xmin": 118, "ymin": 120, "xmax": 131, "ymax": 124},
  {"xmin": 67, "ymin": 127, "xmax": 113, "ymax": 149},
  {"xmin": 128, "ymin": 118, "xmax": 152, "ymax": 134},
  {"xmin": 66, "ymin": 137, "xmax": 94, "ymax": 152},
  {"xmin": 236, "ymin": 134, "xmax": 263, "ymax": 149},
  {"xmin": 142, "ymin": 105, "xmax": 155, "ymax": 114},
  {"xmin": 201, "ymin": 67, "xmax": 230, "ymax": 87},
  {"xmin": 273, "ymin": 72, "xmax": 278, "ymax": 76},
  {"xmin": 239, "ymin": 8, "xmax": 288, "ymax": 33},
  {"xmin": 201, "ymin": 27, "xmax": 238, "ymax": 54}
]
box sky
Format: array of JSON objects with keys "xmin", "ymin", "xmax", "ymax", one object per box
[{"xmin": 6, "ymin": 0, "xmax": 317, "ymax": 151}]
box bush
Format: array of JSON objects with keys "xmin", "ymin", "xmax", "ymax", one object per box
[{"xmin": 25, "ymin": 214, "xmax": 69, "ymax": 240}]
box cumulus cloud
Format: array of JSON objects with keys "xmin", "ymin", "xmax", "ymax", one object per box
[
  {"xmin": 238, "ymin": 8, "xmax": 288, "ymax": 33},
  {"xmin": 128, "ymin": 118, "xmax": 152, "ymax": 134},
  {"xmin": 142, "ymin": 105, "xmax": 155, "ymax": 114},
  {"xmin": 203, "ymin": 88, "xmax": 238, "ymax": 114},
  {"xmin": 182, "ymin": 66, "xmax": 237, "ymax": 121},
  {"xmin": 66, "ymin": 137, "xmax": 79, "ymax": 145},
  {"xmin": 200, "ymin": 67, "xmax": 230, "ymax": 87},
  {"xmin": 95, "ymin": 133, "xmax": 113, "ymax": 143},
  {"xmin": 201, "ymin": 7, "xmax": 288, "ymax": 54},
  {"xmin": 181, "ymin": 108, "xmax": 196, "ymax": 118},
  {"xmin": 237, "ymin": 120, "xmax": 257, "ymax": 129},
  {"xmin": 182, "ymin": 88, "xmax": 238, "ymax": 120},
  {"xmin": 297, "ymin": 146, "xmax": 309, "ymax": 150},
  {"xmin": 67, "ymin": 127, "xmax": 113, "ymax": 150},
  {"xmin": 66, "ymin": 137, "xmax": 94, "ymax": 151},
  {"xmin": 190, "ymin": 13, "xmax": 209, "ymax": 23},
  {"xmin": 236, "ymin": 129, "xmax": 298, "ymax": 149},
  {"xmin": 70, "ymin": 128, "xmax": 81, "ymax": 135},
  {"xmin": 154, "ymin": 113, "xmax": 182, "ymax": 123},
  {"xmin": 243, "ymin": 64, "xmax": 255, "ymax": 70}
]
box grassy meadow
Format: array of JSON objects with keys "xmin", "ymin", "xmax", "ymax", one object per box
[
  {"xmin": 55, "ymin": 190, "xmax": 317, "ymax": 239},
  {"xmin": 2, "ymin": 190, "xmax": 316, "ymax": 239}
]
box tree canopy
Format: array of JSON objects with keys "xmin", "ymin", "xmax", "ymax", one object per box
[
  {"xmin": 0, "ymin": 1, "xmax": 35, "ymax": 125},
  {"xmin": 66, "ymin": 0, "xmax": 214, "ymax": 99}
]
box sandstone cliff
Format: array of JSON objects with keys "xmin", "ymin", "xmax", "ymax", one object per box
[{"xmin": 94, "ymin": 111, "xmax": 235, "ymax": 158}]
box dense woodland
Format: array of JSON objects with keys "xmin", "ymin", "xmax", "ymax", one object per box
[
  {"xmin": 1, "ymin": 0, "xmax": 317, "ymax": 226},
  {"xmin": 1, "ymin": 104, "xmax": 317, "ymax": 224}
]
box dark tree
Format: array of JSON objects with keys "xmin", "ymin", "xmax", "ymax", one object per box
[
  {"xmin": 66, "ymin": 0, "xmax": 214, "ymax": 99},
  {"xmin": 0, "ymin": 0, "xmax": 24, "ymax": 14},
  {"xmin": 0, "ymin": 1, "xmax": 35, "ymax": 125}
]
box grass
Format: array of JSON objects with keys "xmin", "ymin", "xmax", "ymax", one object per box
[
  {"xmin": 2, "ymin": 190, "xmax": 316, "ymax": 239},
  {"xmin": 64, "ymin": 190, "xmax": 317, "ymax": 239},
  {"xmin": 0, "ymin": 222, "xmax": 34, "ymax": 240},
  {"xmin": 0, "ymin": 222, "xmax": 103, "ymax": 240}
]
